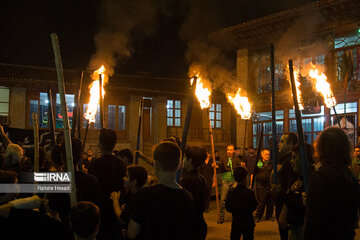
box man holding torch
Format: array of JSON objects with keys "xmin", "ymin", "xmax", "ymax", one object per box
[{"xmin": 213, "ymin": 144, "xmax": 241, "ymax": 223}]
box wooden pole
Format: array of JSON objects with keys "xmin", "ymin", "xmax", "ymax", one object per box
[
  {"xmin": 135, "ymin": 99, "xmax": 144, "ymax": 164},
  {"xmin": 181, "ymin": 76, "xmax": 197, "ymax": 153},
  {"xmin": 250, "ymin": 125, "xmax": 263, "ymax": 189},
  {"xmin": 32, "ymin": 112, "xmax": 39, "ymax": 173},
  {"xmin": 83, "ymin": 120, "xmax": 90, "ymax": 152},
  {"xmin": 289, "ymin": 59, "xmax": 309, "ymax": 192},
  {"xmin": 242, "ymin": 119, "xmax": 248, "ymax": 157},
  {"xmin": 76, "ymin": 70, "xmax": 84, "ymax": 139},
  {"xmin": 32, "ymin": 112, "xmax": 39, "ymax": 196},
  {"xmin": 208, "ymin": 109, "xmax": 220, "ymax": 223},
  {"xmin": 270, "ymin": 43, "xmax": 278, "ymax": 184},
  {"xmin": 47, "ymin": 88, "xmax": 56, "ymax": 147},
  {"xmin": 99, "ymin": 73, "xmax": 104, "ymax": 129},
  {"xmin": 50, "ymin": 33, "xmax": 77, "ymax": 206}
]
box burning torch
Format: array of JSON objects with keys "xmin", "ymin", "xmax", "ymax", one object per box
[
  {"xmin": 83, "ymin": 66, "xmax": 106, "ymax": 151},
  {"xmin": 193, "ymin": 75, "xmax": 221, "ymax": 223}
]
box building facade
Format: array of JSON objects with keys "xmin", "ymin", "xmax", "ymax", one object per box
[
  {"xmin": 214, "ymin": 0, "xmax": 360, "ymax": 148},
  {"xmin": 0, "ymin": 63, "xmax": 235, "ymax": 162}
]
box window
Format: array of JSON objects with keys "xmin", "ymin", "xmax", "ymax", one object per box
[
  {"xmin": 330, "ymin": 102, "xmax": 357, "ymax": 145},
  {"xmin": 29, "ymin": 100, "xmax": 39, "ymax": 126},
  {"xmin": 108, "ymin": 105, "xmax": 116, "ymax": 130},
  {"xmin": 55, "ymin": 93, "xmax": 74, "ymax": 128},
  {"xmin": 209, "ymin": 103, "xmax": 222, "ymax": 128},
  {"xmin": 118, "ymin": 105, "xmax": 126, "ymax": 130},
  {"xmin": 39, "ymin": 93, "xmax": 49, "ymax": 128},
  {"xmin": 289, "ymin": 106, "xmax": 325, "ymax": 143},
  {"xmin": 0, "ymin": 87, "xmax": 10, "ymax": 122},
  {"xmin": 256, "ymin": 64, "xmax": 284, "ymax": 93},
  {"xmin": 167, "ymin": 100, "xmax": 181, "ymax": 127},
  {"xmin": 252, "ymin": 110, "xmax": 284, "ymax": 148}
]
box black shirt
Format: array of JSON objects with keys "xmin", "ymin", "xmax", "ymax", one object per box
[
  {"xmin": 75, "ymin": 170, "xmax": 101, "ymax": 205},
  {"xmin": 88, "ymin": 154, "xmax": 126, "ymax": 202},
  {"xmin": 131, "ymin": 184, "xmax": 195, "ymax": 240},
  {"xmin": 2, "ymin": 208, "xmax": 73, "ymax": 240},
  {"xmin": 199, "ymin": 161, "xmax": 214, "ymax": 189},
  {"xmin": 304, "ymin": 164, "xmax": 360, "ymax": 240},
  {"xmin": 226, "ymin": 183, "xmax": 258, "ymax": 227}
]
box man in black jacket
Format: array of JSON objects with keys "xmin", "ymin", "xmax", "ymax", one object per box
[{"xmin": 254, "ymin": 148, "xmax": 273, "ymax": 222}]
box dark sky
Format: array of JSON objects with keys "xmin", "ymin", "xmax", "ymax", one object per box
[{"xmin": 0, "ymin": 0, "xmax": 315, "ymax": 79}]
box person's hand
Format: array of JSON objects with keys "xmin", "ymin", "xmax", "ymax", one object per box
[
  {"xmin": 240, "ymin": 162, "xmax": 246, "ymax": 167},
  {"xmin": 0, "ymin": 123, "xmax": 5, "ymax": 136},
  {"xmin": 302, "ymin": 192, "xmax": 307, "ymax": 206},
  {"xmin": 277, "ymin": 163, "xmax": 282, "ymax": 171},
  {"xmin": 211, "ymin": 162, "xmax": 218, "ymax": 168},
  {"xmin": 110, "ymin": 191, "xmax": 121, "ymax": 202}
]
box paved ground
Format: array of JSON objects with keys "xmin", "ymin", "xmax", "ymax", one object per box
[{"xmin": 205, "ymin": 200, "xmax": 360, "ymax": 240}]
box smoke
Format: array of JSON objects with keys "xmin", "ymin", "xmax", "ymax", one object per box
[
  {"xmin": 276, "ymin": 9, "xmax": 331, "ymax": 68},
  {"xmin": 89, "ymin": 0, "xmax": 165, "ymax": 76}
]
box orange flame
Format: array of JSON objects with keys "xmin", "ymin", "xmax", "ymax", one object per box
[
  {"xmin": 193, "ymin": 75, "xmax": 212, "ymax": 109},
  {"xmin": 227, "ymin": 88, "xmax": 252, "ymax": 119},
  {"xmin": 85, "ymin": 65, "xmax": 106, "ymax": 123},
  {"xmin": 291, "ymin": 67, "xmax": 304, "ymax": 110},
  {"xmin": 308, "ymin": 64, "xmax": 336, "ymax": 108}
]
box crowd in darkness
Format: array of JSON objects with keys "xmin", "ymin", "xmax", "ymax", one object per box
[{"xmin": 0, "ymin": 124, "xmax": 359, "ymax": 240}]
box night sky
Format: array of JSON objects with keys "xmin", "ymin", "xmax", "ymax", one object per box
[{"xmin": 0, "ymin": 0, "xmax": 315, "ymax": 79}]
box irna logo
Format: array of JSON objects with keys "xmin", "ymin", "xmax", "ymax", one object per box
[{"xmin": 34, "ymin": 172, "xmax": 71, "ymax": 182}]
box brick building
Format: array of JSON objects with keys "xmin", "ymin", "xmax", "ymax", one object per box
[
  {"xmin": 0, "ymin": 62, "xmax": 235, "ymax": 160},
  {"xmin": 213, "ymin": 0, "xmax": 360, "ymax": 148}
]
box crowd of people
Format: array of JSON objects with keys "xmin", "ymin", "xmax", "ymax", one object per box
[{"xmin": 0, "ymin": 123, "xmax": 360, "ymax": 240}]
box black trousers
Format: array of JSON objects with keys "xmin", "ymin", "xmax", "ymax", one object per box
[
  {"xmin": 230, "ymin": 224, "xmax": 254, "ymax": 240},
  {"xmin": 255, "ymin": 184, "xmax": 274, "ymax": 219}
]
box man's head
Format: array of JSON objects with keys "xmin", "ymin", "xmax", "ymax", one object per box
[
  {"xmin": 316, "ymin": 127, "xmax": 351, "ymax": 166},
  {"xmin": 354, "ymin": 146, "xmax": 360, "ymax": 159},
  {"xmin": 125, "ymin": 165, "xmax": 148, "ymax": 192},
  {"xmin": 261, "ymin": 148, "xmax": 271, "ymax": 162},
  {"xmin": 184, "ymin": 146, "xmax": 207, "ymax": 170},
  {"xmin": 98, "ymin": 128, "xmax": 117, "ymax": 152},
  {"xmin": 87, "ymin": 149, "xmax": 93, "ymax": 158},
  {"xmin": 4, "ymin": 144, "xmax": 23, "ymax": 170},
  {"xmin": 233, "ymin": 167, "xmax": 248, "ymax": 183},
  {"xmin": 70, "ymin": 201, "xmax": 100, "ymax": 239},
  {"xmin": 116, "ymin": 148, "xmax": 134, "ymax": 166},
  {"xmin": 153, "ymin": 141, "xmax": 181, "ymax": 172},
  {"xmin": 248, "ymin": 146, "xmax": 255, "ymax": 154},
  {"xmin": 226, "ymin": 144, "xmax": 235, "ymax": 158},
  {"xmin": 278, "ymin": 133, "xmax": 298, "ymax": 154}
]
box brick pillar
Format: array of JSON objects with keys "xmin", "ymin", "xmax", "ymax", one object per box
[
  {"xmin": 236, "ymin": 48, "xmax": 249, "ymax": 149},
  {"xmin": 152, "ymin": 96, "xmax": 167, "ymax": 145},
  {"xmin": 9, "ymin": 88, "xmax": 26, "ymax": 128}
]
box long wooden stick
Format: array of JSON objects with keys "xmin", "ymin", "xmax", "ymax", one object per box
[
  {"xmin": 208, "ymin": 109, "xmax": 220, "ymax": 223},
  {"xmin": 32, "ymin": 112, "xmax": 39, "ymax": 172},
  {"xmin": 289, "ymin": 59, "xmax": 308, "ymax": 192},
  {"xmin": 99, "ymin": 73, "xmax": 104, "ymax": 129},
  {"xmin": 270, "ymin": 43, "xmax": 278, "ymax": 184},
  {"xmin": 77, "ymin": 70, "xmax": 84, "ymax": 139},
  {"xmin": 47, "ymin": 89, "xmax": 56, "ymax": 147},
  {"xmin": 242, "ymin": 120, "xmax": 248, "ymax": 158},
  {"xmin": 135, "ymin": 99, "xmax": 144, "ymax": 164},
  {"xmin": 32, "ymin": 112, "xmax": 39, "ymax": 196},
  {"xmin": 50, "ymin": 33, "xmax": 77, "ymax": 206}
]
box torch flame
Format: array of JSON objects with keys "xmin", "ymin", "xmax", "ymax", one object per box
[
  {"xmin": 227, "ymin": 89, "xmax": 252, "ymax": 119},
  {"xmin": 291, "ymin": 67, "xmax": 304, "ymax": 110},
  {"xmin": 308, "ymin": 64, "xmax": 336, "ymax": 108},
  {"xmin": 85, "ymin": 65, "xmax": 106, "ymax": 123},
  {"xmin": 193, "ymin": 75, "xmax": 212, "ymax": 109}
]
